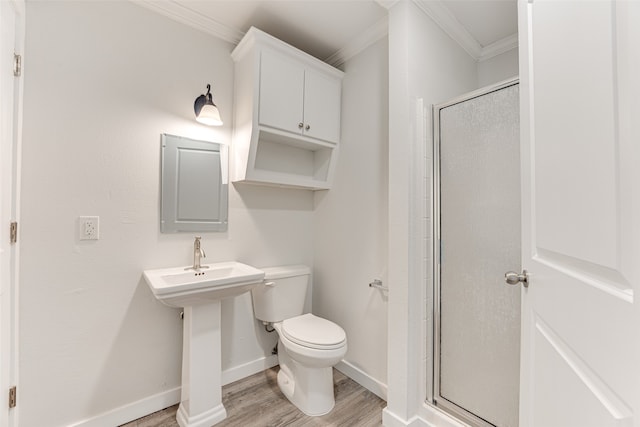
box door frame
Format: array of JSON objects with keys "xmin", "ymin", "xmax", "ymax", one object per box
[
  {"xmin": 431, "ymin": 77, "xmax": 520, "ymax": 427},
  {"xmin": 1, "ymin": 1, "xmax": 25, "ymax": 426}
]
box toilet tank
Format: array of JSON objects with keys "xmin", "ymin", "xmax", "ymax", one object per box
[{"xmin": 251, "ymin": 265, "xmax": 310, "ymax": 323}]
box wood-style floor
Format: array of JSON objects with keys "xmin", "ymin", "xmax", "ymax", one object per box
[{"xmin": 121, "ymin": 367, "xmax": 386, "ymax": 427}]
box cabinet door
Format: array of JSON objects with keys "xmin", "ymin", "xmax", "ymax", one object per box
[
  {"xmin": 258, "ymin": 49, "xmax": 304, "ymax": 135},
  {"xmin": 303, "ymin": 68, "xmax": 341, "ymax": 144}
]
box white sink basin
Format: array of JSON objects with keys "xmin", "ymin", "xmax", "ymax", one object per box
[
  {"xmin": 143, "ymin": 261, "xmax": 265, "ymax": 307},
  {"xmin": 143, "ymin": 261, "xmax": 265, "ymax": 426}
]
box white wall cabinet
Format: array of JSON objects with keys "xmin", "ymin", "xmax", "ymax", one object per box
[
  {"xmin": 259, "ymin": 49, "xmax": 341, "ymax": 144},
  {"xmin": 231, "ymin": 27, "xmax": 343, "ymax": 190}
]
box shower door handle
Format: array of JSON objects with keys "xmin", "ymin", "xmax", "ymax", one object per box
[{"xmin": 505, "ymin": 270, "xmax": 529, "ymax": 288}]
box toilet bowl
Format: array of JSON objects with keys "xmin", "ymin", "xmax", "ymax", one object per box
[{"xmin": 251, "ymin": 266, "xmax": 347, "ymax": 416}]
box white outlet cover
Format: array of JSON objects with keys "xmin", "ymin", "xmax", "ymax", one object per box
[{"xmin": 79, "ymin": 216, "xmax": 99, "ymax": 240}]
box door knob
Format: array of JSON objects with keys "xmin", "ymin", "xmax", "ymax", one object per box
[
  {"xmin": 305, "ymin": 124, "xmax": 310, "ymax": 131},
  {"xmin": 298, "ymin": 122, "xmax": 304, "ymax": 129},
  {"xmin": 505, "ymin": 270, "xmax": 529, "ymax": 287}
]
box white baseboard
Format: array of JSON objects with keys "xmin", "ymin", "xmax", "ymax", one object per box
[
  {"xmin": 418, "ymin": 403, "xmax": 470, "ymax": 427},
  {"xmin": 382, "ymin": 402, "xmax": 470, "ymax": 427},
  {"xmin": 69, "ymin": 387, "xmax": 181, "ymax": 427},
  {"xmin": 382, "ymin": 408, "xmax": 426, "ymax": 427},
  {"xmin": 70, "ymin": 355, "xmax": 279, "ymax": 427},
  {"xmin": 221, "ymin": 354, "xmax": 279, "ymax": 385},
  {"xmin": 335, "ymin": 360, "xmax": 388, "ymax": 401}
]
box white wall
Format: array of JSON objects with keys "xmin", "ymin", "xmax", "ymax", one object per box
[
  {"xmin": 17, "ymin": 1, "xmax": 523, "ymax": 426},
  {"xmin": 478, "ymin": 48, "xmax": 519, "ymax": 88},
  {"xmin": 313, "ymin": 36, "xmax": 389, "ymax": 398},
  {"xmin": 19, "ymin": 2, "xmax": 313, "ymax": 426},
  {"xmin": 385, "ymin": 1, "xmax": 478, "ymax": 424}
]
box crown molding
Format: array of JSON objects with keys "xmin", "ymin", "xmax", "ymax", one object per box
[
  {"xmin": 478, "ymin": 33, "xmax": 519, "ymax": 62},
  {"xmin": 132, "ymin": 0, "xmax": 390, "ymax": 69},
  {"xmin": 412, "ymin": 0, "xmax": 517, "ymax": 62},
  {"xmin": 324, "ymin": 17, "xmax": 389, "ymax": 68},
  {"xmin": 413, "ymin": 0, "xmax": 482, "ymax": 59},
  {"xmin": 133, "ymin": 0, "xmax": 516, "ymax": 67},
  {"xmin": 131, "ymin": 0, "xmax": 245, "ymax": 45}
]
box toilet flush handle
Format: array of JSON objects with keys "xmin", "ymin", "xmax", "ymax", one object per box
[{"xmin": 264, "ymin": 281, "xmax": 275, "ymax": 287}]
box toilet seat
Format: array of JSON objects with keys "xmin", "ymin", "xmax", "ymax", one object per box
[{"xmin": 281, "ymin": 313, "xmax": 346, "ymax": 350}]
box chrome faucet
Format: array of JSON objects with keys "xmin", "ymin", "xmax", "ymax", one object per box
[{"xmin": 186, "ymin": 236, "xmax": 209, "ymax": 271}]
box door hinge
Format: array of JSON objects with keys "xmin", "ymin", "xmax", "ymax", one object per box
[
  {"xmin": 8, "ymin": 386, "xmax": 16, "ymax": 409},
  {"xmin": 13, "ymin": 54, "xmax": 21, "ymax": 77},
  {"xmin": 10, "ymin": 221, "xmax": 17, "ymax": 244}
]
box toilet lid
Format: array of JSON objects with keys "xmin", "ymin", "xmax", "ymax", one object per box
[{"xmin": 281, "ymin": 313, "xmax": 346, "ymax": 350}]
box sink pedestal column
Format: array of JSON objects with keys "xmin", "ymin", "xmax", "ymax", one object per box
[{"xmin": 176, "ymin": 301, "xmax": 227, "ymax": 427}]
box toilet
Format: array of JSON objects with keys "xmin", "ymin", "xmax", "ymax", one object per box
[{"xmin": 251, "ymin": 265, "xmax": 347, "ymax": 416}]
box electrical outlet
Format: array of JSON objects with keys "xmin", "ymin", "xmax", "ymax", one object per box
[{"xmin": 79, "ymin": 216, "xmax": 99, "ymax": 240}]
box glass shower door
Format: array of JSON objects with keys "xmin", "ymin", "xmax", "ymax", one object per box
[{"xmin": 434, "ymin": 82, "xmax": 520, "ymax": 427}]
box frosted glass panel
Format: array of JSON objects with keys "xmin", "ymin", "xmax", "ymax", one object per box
[{"xmin": 438, "ymin": 84, "xmax": 520, "ymax": 427}]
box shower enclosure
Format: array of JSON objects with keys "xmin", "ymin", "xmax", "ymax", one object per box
[{"xmin": 432, "ymin": 80, "xmax": 521, "ymax": 427}]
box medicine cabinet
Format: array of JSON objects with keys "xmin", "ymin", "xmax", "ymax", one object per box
[
  {"xmin": 231, "ymin": 27, "xmax": 343, "ymax": 190},
  {"xmin": 160, "ymin": 134, "xmax": 228, "ymax": 233}
]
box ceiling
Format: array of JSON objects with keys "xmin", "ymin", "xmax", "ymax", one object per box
[
  {"xmin": 136, "ymin": 0, "xmax": 518, "ymax": 65},
  {"xmin": 443, "ymin": 0, "xmax": 517, "ymax": 48}
]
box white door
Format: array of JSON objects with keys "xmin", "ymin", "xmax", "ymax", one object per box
[
  {"xmin": 0, "ymin": 1, "xmax": 24, "ymax": 426},
  {"xmin": 518, "ymin": 1, "xmax": 640, "ymax": 426}
]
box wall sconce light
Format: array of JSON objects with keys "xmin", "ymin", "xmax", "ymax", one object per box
[{"xmin": 194, "ymin": 84, "xmax": 223, "ymax": 126}]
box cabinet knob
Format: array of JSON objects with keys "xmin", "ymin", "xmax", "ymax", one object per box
[
  {"xmin": 305, "ymin": 124, "xmax": 310, "ymax": 131},
  {"xmin": 298, "ymin": 122, "xmax": 304, "ymax": 129}
]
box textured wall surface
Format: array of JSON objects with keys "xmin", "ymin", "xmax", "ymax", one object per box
[
  {"xmin": 313, "ymin": 37, "xmax": 389, "ymax": 397},
  {"xmin": 20, "ymin": 2, "xmax": 313, "ymax": 426}
]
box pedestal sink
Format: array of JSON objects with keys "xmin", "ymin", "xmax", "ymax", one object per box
[{"xmin": 143, "ymin": 261, "xmax": 265, "ymax": 427}]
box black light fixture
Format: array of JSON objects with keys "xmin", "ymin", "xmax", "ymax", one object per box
[{"xmin": 194, "ymin": 84, "xmax": 223, "ymax": 126}]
